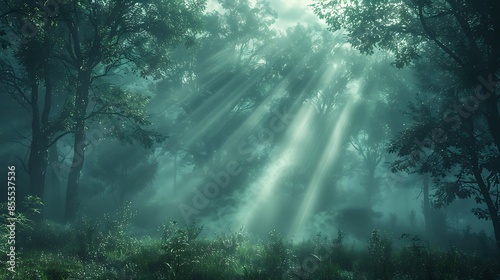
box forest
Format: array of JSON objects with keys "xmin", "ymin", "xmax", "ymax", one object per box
[{"xmin": 0, "ymin": 0, "xmax": 499, "ymax": 279}]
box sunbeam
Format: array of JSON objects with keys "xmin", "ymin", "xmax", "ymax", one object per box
[
  {"xmin": 178, "ymin": 41, "xmax": 328, "ymax": 174},
  {"xmin": 235, "ymin": 104, "xmax": 315, "ymax": 228},
  {"xmin": 183, "ymin": 71, "xmax": 267, "ymax": 148},
  {"xmin": 290, "ymin": 97, "xmax": 357, "ymax": 239},
  {"xmin": 2, "ymin": 0, "xmax": 495, "ymax": 277}
]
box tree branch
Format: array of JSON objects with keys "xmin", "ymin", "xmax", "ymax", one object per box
[{"xmin": 416, "ymin": 0, "xmax": 470, "ymax": 73}]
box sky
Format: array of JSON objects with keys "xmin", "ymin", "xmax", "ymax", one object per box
[
  {"xmin": 207, "ymin": 0, "xmax": 323, "ymax": 30},
  {"xmin": 267, "ymin": 0, "xmax": 323, "ymax": 29}
]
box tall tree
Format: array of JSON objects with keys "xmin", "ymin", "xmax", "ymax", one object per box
[
  {"xmin": 0, "ymin": 6, "xmax": 73, "ymax": 219},
  {"xmin": 58, "ymin": 0, "xmax": 206, "ymax": 222},
  {"xmin": 153, "ymin": 0, "xmax": 278, "ymax": 198},
  {"xmin": 1, "ymin": 0, "xmax": 207, "ymax": 222},
  {"xmin": 313, "ymin": 0, "xmax": 500, "ymax": 252}
]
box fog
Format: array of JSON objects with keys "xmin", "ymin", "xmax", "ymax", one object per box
[{"xmin": 1, "ymin": 0, "xmax": 499, "ymax": 278}]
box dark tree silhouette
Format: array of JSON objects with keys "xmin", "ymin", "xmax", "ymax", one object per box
[{"xmin": 313, "ymin": 0, "xmax": 500, "ymax": 252}]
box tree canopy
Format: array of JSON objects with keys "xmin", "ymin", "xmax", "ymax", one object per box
[{"xmin": 313, "ymin": 0, "xmax": 500, "ymax": 252}]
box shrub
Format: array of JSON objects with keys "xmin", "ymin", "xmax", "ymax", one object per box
[
  {"xmin": 262, "ymin": 230, "xmax": 292, "ymax": 279},
  {"xmin": 161, "ymin": 220, "xmax": 203, "ymax": 278},
  {"xmin": 362, "ymin": 229, "xmax": 393, "ymax": 280}
]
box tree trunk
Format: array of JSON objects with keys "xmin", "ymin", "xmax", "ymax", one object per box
[
  {"xmin": 28, "ymin": 136, "xmax": 49, "ymax": 215},
  {"xmin": 365, "ymin": 162, "xmax": 377, "ymax": 205},
  {"xmin": 477, "ymin": 175, "xmax": 500, "ymax": 255},
  {"xmin": 27, "ymin": 68, "xmax": 49, "ymax": 221},
  {"xmin": 482, "ymin": 73, "xmax": 500, "ymax": 154},
  {"xmin": 47, "ymin": 143, "xmax": 63, "ymax": 222},
  {"xmin": 486, "ymin": 101, "xmax": 500, "ymax": 150},
  {"xmin": 482, "ymin": 185, "xmax": 500, "ymax": 255},
  {"xmin": 480, "ymin": 74, "xmax": 500, "ymax": 254},
  {"xmin": 422, "ymin": 173, "xmax": 431, "ymax": 237},
  {"xmin": 173, "ymin": 150, "xmax": 177, "ymax": 195},
  {"xmin": 491, "ymin": 213, "xmax": 500, "ymax": 256},
  {"xmin": 65, "ymin": 122, "xmax": 85, "ymax": 222},
  {"xmin": 65, "ymin": 71, "xmax": 91, "ymax": 223}
]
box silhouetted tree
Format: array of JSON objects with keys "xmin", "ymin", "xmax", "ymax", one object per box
[
  {"xmin": 0, "ymin": 0, "xmax": 206, "ymax": 222},
  {"xmin": 314, "ymin": 0, "xmax": 500, "ymax": 253}
]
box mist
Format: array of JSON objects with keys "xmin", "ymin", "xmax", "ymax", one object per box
[{"xmin": 1, "ymin": 0, "xmax": 499, "ymax": 279}]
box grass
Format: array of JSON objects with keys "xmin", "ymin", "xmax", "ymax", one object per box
[{"xmin": 1, "ymin": 206, "xmax": 499, "ymax": 279}]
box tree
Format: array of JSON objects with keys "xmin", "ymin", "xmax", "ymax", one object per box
[
  {"xmin": 57, "ymin": 0, "xmax": 206, "ymax": 222},
  {"xmin": 1, "ymin": 0, "xmax": 207, "ymax": 222},
  {"xmin": 0, "ymin": 7, "xmax": 73, "ymax": 218},
  {"xmin": 84, "ymin": 141, "xmax": 159, "ymax": 207},
  {"xmin": 154, "ymin": 0, "xmax": 278, "ymax": 192},
  {"xmin": 312, "ymin": 0, "xmax": 500, "ymax": 252},
  {"xmin": 349, "ymin": 130, "xmax": 385, "ymax": 205}
]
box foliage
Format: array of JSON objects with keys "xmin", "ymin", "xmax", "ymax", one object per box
[
  {"xmin": 312, "ymin": 0, "xmax": 500, "ymax": 255},
  {"xmin": 91, "ymin": 85, "xmax": 167, "ymax": 149},
  {"xmin": 0, "ymin": 0, "xmax": 207, "ymax": 222},
  {"xmin": 261, "ymin": 230, "xmax": 293, "ymax": 278},
  {"xmin": 0, "ymin": 195, "xmax": 42, "ymax": 253},
  {"xmin": 0, "ymin": 221, "xmax": 499, "ymax": 279},
  {"xmin": 361, "ymin": 230, "xmax": 394, "ymax": 280},
  {"xmin": 311, "ymin": 0, "xmax": 423, "ymax": 67},
  {"xmin": 161, "ymin": 220, "xmax": 203, "ymax": 278}
]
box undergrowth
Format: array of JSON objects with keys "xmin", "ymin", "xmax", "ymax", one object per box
[{"xmin": 0, "ymin": 205, "xmax": 498, "ymax": 280}]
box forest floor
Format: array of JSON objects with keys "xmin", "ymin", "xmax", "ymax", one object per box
[{"xmin": 1, "ymin": 214, "xmax": 499, "ymax": 280}]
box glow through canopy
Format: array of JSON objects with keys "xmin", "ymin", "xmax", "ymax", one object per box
[
  {"xmin": 236, "ymin": 105, "xmax": 315, "ymax": 227},
  {"xmin": 290, "ymin": 98, "xmax": 356, "ymax": 239}
]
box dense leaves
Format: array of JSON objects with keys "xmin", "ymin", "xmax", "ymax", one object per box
[{"xmin": 313, "ymin": 0, "xmax": 500, "ymax": 252}]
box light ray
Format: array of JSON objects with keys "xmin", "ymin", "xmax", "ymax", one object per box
[
  {"xmin": 289, "ymin": 99, "xmax": 355, "ymax": 239},
  {"xmin": 181, "ymin": 42, "xmax": 323, "ymax": 163},
  {"xmin": 183, "ymin": 71, "xmax": 266, "ymax": 148},
  {"xmin": 170, "ymin": 43, "xmax": 337, "ymax": 231},
  {"xmin": 236, "ymin": 104, "xmax": 315, "ymax": 227}
]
